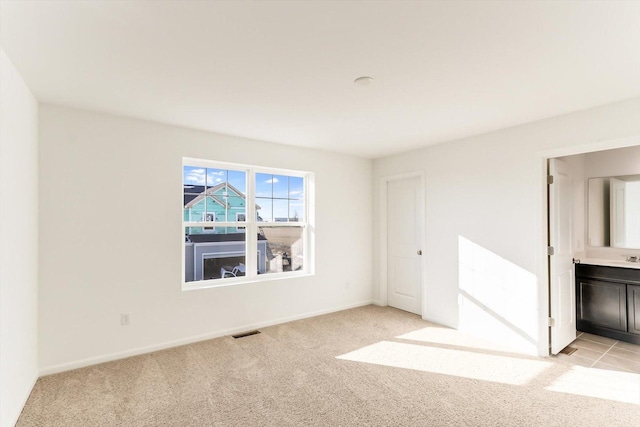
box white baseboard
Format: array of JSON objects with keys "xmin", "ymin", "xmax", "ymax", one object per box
[{"xmin": 39, "ymin": 300, "xmax": 373, "ymax": 376}]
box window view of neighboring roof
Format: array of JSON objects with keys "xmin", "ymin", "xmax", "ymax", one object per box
[{"xmin": 183, "ymin": 183, "xmax": 246, "ymax": 208}]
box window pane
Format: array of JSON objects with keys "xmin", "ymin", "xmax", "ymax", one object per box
[
  {"xmin": 226, "ymin": 196, "xmax": 245, "ymax": 222},
  {"xmin": 272, "ymin": 175, "xmax": 288, "ymax": 198},
  {"xmin": 185, "ymin": 227, "xmax": 246, "ymax": 282},
  {"xmin": 226, "ymin": 170, "xmax": 247, "ymax": 222},
  {"xmin": 183, "ymin": 166, "xmax": 207, "ymax": 186},
  {"xmin": 258, "ymin": 227, "xmax": 304, "ymax": 275},
  {"xmin": 184, "ymin": 165, "xmax": 247, "ymax": 223},
  {"xmin": 273, "ymin": 199, "xmax": 288, "ymax": 222},
  {"xmin": 254, "ymin": 173, "xmax": 305, "ymax": 223},
  {"xmin": 256, "ymin": 198, "xmax": 272, "ymax": 222},
  {"xmin": 289, "ymin": 200, "xmax": 304, "ymax": 222},
  {"xmin": 228, "ymin": 169, "xmax": 246, "ymax": 195},
  {"xmin": 256, "ymin": 173, "xmax": 272, "ymax": 197},
  {"xmin": 184, "ymin": 197, "xmax": 213, "ymax": 222},
  {"xmin": 184, "ymin": 166, "xmax": 206, "ymax": 220},
  {"xmin": 205, "ymin": 169, "xmax": 226, "ymax": 220},
  {"xmin": 204, "ymin": 197, "xmax": 220, "ymax": 221},
  {"xmin": 289, "ymin": 176, "xmax": 304, "ymax": 199},
  {"xmin": 206, "ymin": 168, "xmax": 227, "ymax": 187}
]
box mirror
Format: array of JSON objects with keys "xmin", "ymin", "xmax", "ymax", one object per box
[{"xmin": 588, "ymin": 175, "xmax": 640, "ymax": 249}]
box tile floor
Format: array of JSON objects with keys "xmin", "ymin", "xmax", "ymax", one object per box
[{"xmin": 555, "ymin": 332, "xmax": 640, "ymax": 373}]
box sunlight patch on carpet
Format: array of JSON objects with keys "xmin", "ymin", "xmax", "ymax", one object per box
[
  {"xmin": 336, "ymin": 341, "xmax": 552, "ymax": 385},
  {"xmin": 396, "ymin": 326, "xmax": 525, "ymax": 354},
  {"xmin": 545, "ymin": 365, "xmax": 640, "ymax": 405}
]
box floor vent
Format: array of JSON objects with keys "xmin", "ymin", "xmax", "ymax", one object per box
[
  {"xmin": 559, "ymin": 346, "xmax": 578, "ymax": 355},
  {"xmin": 232, "ymin": 330, "xmax": 261, "ymax": 339}
]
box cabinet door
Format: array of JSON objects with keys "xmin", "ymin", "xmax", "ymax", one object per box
[
  {"xmin": 577, "ymin": 279, "xmax": 627, "ymax": 331},
  {"xmin": 628, "ymin": 285, "xmax": 640, "ymax": 335}
]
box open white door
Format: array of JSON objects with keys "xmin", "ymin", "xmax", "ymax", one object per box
[
  {"xmin": 387, "ymin": 176, "xmax": 423, "ymax": 315},
  {"xmin": 549, "ymin": 158, "xmax": 577, "ymax": 354}
]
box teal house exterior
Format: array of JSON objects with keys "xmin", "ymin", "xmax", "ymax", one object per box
[{"xmin": 184, "ymin": 183, "xmax": 248, "ymax": 224}]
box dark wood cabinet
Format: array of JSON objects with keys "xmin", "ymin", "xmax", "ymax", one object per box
[
  {"xmin": 575, "ymin": 264, "xmax": 640, "ymax": 345},
  {"xmin": 628, "ymin": 285, "xmax": 640, "ymax": 335},
  {"xmin": 577, "ymin": 279, "xmax": 626, "ymax": 331}
]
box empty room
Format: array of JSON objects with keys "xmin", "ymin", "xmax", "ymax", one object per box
[{"xmin": 2, "ymin": 1, "xmax": 640, "ymax": 426}]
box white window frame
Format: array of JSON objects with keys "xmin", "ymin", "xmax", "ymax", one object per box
[{"xmin": 182, "ymin": 158, "xmax": 315, "ymax": 290}]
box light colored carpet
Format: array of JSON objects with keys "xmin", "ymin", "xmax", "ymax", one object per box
[{"xmin": 17, "ymin": 305, "xmax": 640, "ymax": 426}]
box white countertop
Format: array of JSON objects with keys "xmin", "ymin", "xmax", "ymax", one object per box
[{"xmin": 578, "ymin": 258, "xmax": 640, "ymax": 270}]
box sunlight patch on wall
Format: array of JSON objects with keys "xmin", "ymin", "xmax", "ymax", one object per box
[
  {"xmin": 336, "ymin": 341, "xmax": 552, "ymax": 385},
  {"xmin": 545, "ymin": 365, "xmax": 640, "ymax": 405},
  {"xmin": 458, "ymin": 236, "xmax": 539, "ymax": 355}
]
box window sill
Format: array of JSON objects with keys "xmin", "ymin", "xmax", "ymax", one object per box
[{"xmin": 182, "ymin": 271, "xmax": 314, "ymax": 292}]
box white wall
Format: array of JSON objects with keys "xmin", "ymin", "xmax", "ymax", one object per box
[
  {"xmin": 373, "ymin": 97, "xmax": 640, "ymax": 356},
  {"xmin": 38, "ymin": 105, "xmax": 373, "ymax": 373},
  {"xmin": 585, "ymin": 144, "xmax": 640, "ymax": 178},
  {"xmin": 0, "ymin": 49, "xmax": 39, "ymax": 427}
]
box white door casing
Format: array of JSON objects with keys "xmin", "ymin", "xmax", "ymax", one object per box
[
  {"xmin": 387, "ymin": 176, "xmax": 423, "ymax": 315},
  {"xmin": 549, "ymin": 158, "xmax": 577, "ymax": 354}
]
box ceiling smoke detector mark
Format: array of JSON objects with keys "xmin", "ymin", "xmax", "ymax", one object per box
[
  {"xmin": 354, "ymin": 76, "xmax": 374, "ymax": 86},
  {"xmin": 232, "ymin": 330, "xmax": 261, "ymax": 339}
]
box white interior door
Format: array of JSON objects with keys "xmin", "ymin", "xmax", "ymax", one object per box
[
  {"xmin": 387, "ymin": 176, "xmax": 423, "ymax": 315},
  {"xmin": 549, "ymin": 158, "xmax": 576, "ymax": 354}
]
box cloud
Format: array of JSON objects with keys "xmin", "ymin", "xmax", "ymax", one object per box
[
  {"xmin": 206, "ymin": 177, "xmax": 225, "ymax": 185},
  {"xmin": 290, "ymin": 190, "xmax": 302, "ymax": 195},
  {"xmin": 265, "ymin": 177, "xmax": 279, "ymax": 184},
  {"xmin": 185, "ymin": 168, "xmax": 206, "ymax": 184},
  {"xmin": 185, "ymin": 167, "xmax": 227, "ymax": 186}
]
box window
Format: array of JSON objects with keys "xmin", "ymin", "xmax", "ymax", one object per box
[{"xmin": 183, "ymin": 158, "xmax": 313, "ymax": 288}]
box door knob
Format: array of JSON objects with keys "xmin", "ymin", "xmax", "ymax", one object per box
[{"xmin": 417, "ymin": 250, "xmax": 422, "ymax": 255}]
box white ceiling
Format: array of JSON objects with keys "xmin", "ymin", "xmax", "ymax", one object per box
[{"xmin": 2, "ymin": 1, "xmax": 639, "ymax": 158}]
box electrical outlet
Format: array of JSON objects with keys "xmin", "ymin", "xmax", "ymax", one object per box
[{"xmin": 121, "ymin": 313, "xmax": 130, "ymax": 326}]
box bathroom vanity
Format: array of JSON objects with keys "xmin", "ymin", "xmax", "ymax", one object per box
[{"xmin": 575, "ymin": 260, "xmax": 640, "ymax": 345}]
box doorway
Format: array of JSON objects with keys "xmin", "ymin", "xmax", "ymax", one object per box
[
  {"xmin": 545, "ymin": 136, "xmax": 640, "ymax": 355},
  {"xmin": 381, "ymin": 173, "xmax": 425, "ymax": 315}
]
